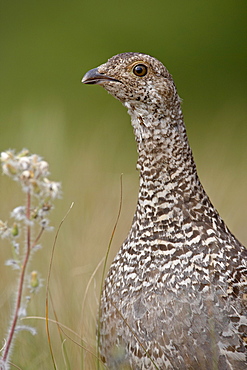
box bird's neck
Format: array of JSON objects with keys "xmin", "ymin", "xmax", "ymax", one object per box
[
  {"xmin": 125, "ymin": 100, "xmax": 212, "ymax": 228},
  {"xmin": 126, "ymin": 100, "xmax": 198, "ymax": 186}
]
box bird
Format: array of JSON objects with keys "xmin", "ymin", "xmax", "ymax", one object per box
[{"xmin": 82, "ymin": 52, "xmax": 247, "ymax": 369}]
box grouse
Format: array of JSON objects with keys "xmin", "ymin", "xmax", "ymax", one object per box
[{"xmin": 82, "ymin": 52, "xmax": 247, "ymax": 370}]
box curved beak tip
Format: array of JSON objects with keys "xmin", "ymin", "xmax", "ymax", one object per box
[
  {"xmin": 82, "ymin": 67, "xmax": 122, "ymax": 85},
  {"xmin": 81, "ymin": 68, "xmax": 100, "ymax": 84}
]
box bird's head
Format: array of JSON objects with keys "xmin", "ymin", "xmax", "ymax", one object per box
[{"xmin": 82, "ymin": 52, "xmax": 179, "ymax": 115}]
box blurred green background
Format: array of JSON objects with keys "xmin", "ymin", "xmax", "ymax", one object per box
[{"xmin": 0, "ymin": 1, "xmax": 246, "ymax": 369}]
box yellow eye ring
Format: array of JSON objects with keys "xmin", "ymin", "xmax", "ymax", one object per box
[{"xmin": 133, "ymin": 64, "xmax": 148, "ymax": 77}]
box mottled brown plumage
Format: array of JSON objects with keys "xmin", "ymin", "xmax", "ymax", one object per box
[{"xmin": 82, "ymin": 52, "xmax": 247, "ymax": 369}]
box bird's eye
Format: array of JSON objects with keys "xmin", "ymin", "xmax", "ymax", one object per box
[{"xmin": 133, "ymin": 64, "xmax": 148, "ymax": 77}]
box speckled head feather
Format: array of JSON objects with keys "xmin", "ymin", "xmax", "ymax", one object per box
[
  {"xmin": 82, "ymin": 53, "xmax": 247, "ymax": 369},
  {"xmin": 83, "ymin": 52, "xmax": 176, "ymax": 112}
]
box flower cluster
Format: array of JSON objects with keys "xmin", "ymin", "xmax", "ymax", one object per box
[
  {"xmin": 1, "ymin": 149, "xmax": 61, "ymax": 199},
  {"xmin": 0, "ymin": 149, "xmax": 62, "ymax": 369},
  {"xmin": 0, "ymin": 150, "xmax": 62, "ymax": 249},
  {"xmin": 0, "ymin": 148, "xmax": 61, "ymax": 253}
]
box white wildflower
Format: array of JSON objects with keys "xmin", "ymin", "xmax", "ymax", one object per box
[
  {"xmin": 18, "ymin": 156, "xmax": 31, "ymax": 171},
  {"xmin": 11, "ymin": 206, "xmax": 26, "ymax": 221},
  {"xmin": 12, "ymin": 241, "xmax": 20, "ymax": 255},
  {"xmin": 43, "ymin": 178, "xmax": 62, "ymax": 199},
  {"xmin": 5, "ymin": 259, "xmax": 20, "ymax": 270},
  {"xmin": 35, "ymin": 160, "xmax": 49, "ymax": 177},
  {"xmin": 39, "ymin": 218, "xmax": 53, "ymax": 231},
  {"xmin": 1, "ymin": 151, "xmax": 11, "ymax": 161},
  {"xmin": 0, "ymin": 220, "xmax": 11, "ymax": 239}
]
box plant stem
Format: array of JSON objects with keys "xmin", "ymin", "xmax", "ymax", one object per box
[
  {"xmin": 2, "ymin": 191, "xmax": 32, "ymax": 365},
  {"xmin": 32, "ymin": 226, "xmax": 44, "ymax": 249}
]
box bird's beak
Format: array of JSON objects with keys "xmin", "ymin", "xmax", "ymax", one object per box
[{"xmin": 82, "ymin": 67, "xmax": 121, "ymax": 85}]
